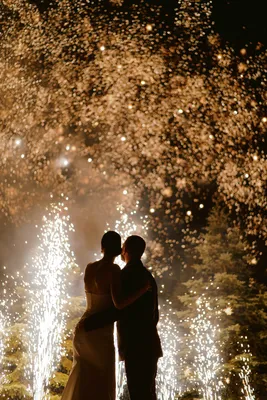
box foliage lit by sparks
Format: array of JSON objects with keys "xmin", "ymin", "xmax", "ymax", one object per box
[
  {"xmin": 25, "ymin": 203, "xmax": 76, "ymax": 399},
  {"xmin": 157, "ymin": 302, "xmax": 181, "ymax": 399},
  {"xmin": 237, "ymin": 338, "xmax": 255, "ymax": 400},
  {"xmin": 0, "ymin": 310, "xmax": 7, "ymax": 383},
  {"xmin": 189, "ymin": 296, "xmax": 224, "ymax": 400}
]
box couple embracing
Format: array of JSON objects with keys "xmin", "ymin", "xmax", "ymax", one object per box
[{"xmin": 62, "ymin": 232, "xmax": 163, "ymax": 400}]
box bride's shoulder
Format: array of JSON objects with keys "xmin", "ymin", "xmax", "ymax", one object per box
[
  {"xmin": 86, "ymin": 260, "xmax": 100, "ymax": 267},
  {"xmin": 85, "ymin": 261, "xmax": 99, "ymax": 273}
]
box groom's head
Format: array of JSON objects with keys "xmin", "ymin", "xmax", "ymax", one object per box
[{"xmin": 122, "ymin": 235, "xmax": 146, "ymax": 263}]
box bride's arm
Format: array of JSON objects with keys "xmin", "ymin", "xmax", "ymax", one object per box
[
  {"xmin": 82, "ymin": 306, "xmax": 122, "ymax": 332},
  {"xmin": 82, "ymin": 266, "xmax": 150, "ymax": 332},
  {"xmin": 111, "ymin": 265, "xmax": 150, "ymax": 310}
]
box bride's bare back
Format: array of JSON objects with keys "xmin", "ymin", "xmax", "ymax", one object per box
[{"xmin": 84, "ymin": 259, "xmax": 121, "ymax": 295}]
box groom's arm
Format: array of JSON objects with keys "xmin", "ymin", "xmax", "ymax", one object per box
[{"xmin": 83, "ymin": 305, "xmax": 123, "ymax": 332}]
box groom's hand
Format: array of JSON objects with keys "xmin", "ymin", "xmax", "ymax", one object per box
[
  {"xmin": 74, "ymin": 317, "xmax": 86, "ymax": 334},
  {"xmin": 83, "ymin": 315, "xmax": 96, "ymax": 332},
  {"xmin": 83, "ymin": 306, "xmax": 122, "ymax": 332},
  {"xmin": 74, "ymin": 316, "xmax": 96, "ymax": 333}
]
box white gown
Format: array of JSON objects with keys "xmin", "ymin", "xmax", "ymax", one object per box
[{"xmin": 61, "ymin": 291, "xmax": 116, "ymax": 400}]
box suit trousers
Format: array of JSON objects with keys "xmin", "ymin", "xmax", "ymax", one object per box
[{"xmin": 124, "ymin": 353, "xmax": 158, "ymax": 400}]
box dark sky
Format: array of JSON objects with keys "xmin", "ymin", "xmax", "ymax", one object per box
[
  {"xmin": 212, "ymin": 0, "xmax": 267, "ymax": 47},
  {"xmin": 34, "ymin": 0, "xmax": 267, "ymax": 48},
  {"xmin": 1, "ymin": 0, "xmax": 266, "ymax": 282}
]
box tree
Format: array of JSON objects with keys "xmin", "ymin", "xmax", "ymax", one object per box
[
  {"xmin": 0, "ymin": 322, "xmax": 31, "ymax": 400},
  {"xmin": 177, "ymin": 206, "xmax": 267, "ymax": 398},
  {"xmin": 0, "ymin": 295, "xmax": 85, "ymax": 400}
]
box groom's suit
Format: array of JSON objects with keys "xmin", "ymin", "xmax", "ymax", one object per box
[{"xmin": 84, "ymin": 259, "xmax": 162, "ymax": 400}]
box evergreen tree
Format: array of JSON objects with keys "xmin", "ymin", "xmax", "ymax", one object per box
[
  {"xmin": 0, "ymin": 263, "xmax": 83, "ymax": 400},
  {"xmin": 177, "ymin": 206, "xmax": 267, "ymax": 398},
  {"xmin": 0, "ymin": 322, "xmax": 31, "ymax": 400}
]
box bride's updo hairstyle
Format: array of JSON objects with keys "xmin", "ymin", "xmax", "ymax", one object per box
[{"xmin": 101, "ymin": 231, "xmax": 122, "ymax": 257}]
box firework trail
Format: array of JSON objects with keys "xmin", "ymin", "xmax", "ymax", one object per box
[
  {"xmin": 237, "ymin": 338, "xmax": 255, "ymax": 400},
  {"xmin": 190, "ymin": 296, "xmax": 224, "ymax": 400},
  {"xmin": 157, "ymin": 302, "xmax": 181, "ymax": 399},
  {"xmin": 25, "ymin": 203, "xmax": 76, "ymax": 400}
]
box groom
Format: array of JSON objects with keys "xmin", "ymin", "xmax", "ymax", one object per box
[{"xmin": 84, "ymin": 235, "xmax": 163, "ymax": 400}]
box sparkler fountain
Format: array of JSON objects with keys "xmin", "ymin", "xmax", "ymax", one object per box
[
  {"xmin": 189, "ymin": 296, "xmax": 224, "ymax": 400},
  {"xmin": 157, "ymin": 302, "xmax": 181, "ymax": 399},
  {"xmin": 25, "ymin": 203, "xmax": 76, "ymax": 400},
  {"xmin": 237, "ymin": 338, "xmax": 255, "ymax": 400}
]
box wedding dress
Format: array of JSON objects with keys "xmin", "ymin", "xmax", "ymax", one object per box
[{"xmin": 61, "ymin": 291, "xmax": 116, "ymax": 400}]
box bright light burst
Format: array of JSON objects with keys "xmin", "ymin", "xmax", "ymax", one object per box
[
  {"xmin": 157, "ymin": 302, "xmax": 181, "ymax": 399},
  {"xmin": 25, "ymin": 203, "xmax": 76, "ymax": 399},
  {"xmin": 189, "ymin": 296, "xmax": 224, "ymax": 400},
  {"xmin": 237, "ymin": 338, "xmax": 255, "ymax": 400}
]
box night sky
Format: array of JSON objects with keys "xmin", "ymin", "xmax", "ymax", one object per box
[
  {"xmin": 33, "ymin": 0, "xmax": 267, "ymax": 48},
  {"xmin": 2, "ymin": 0, "xmax": 267, "ymax": 278}
]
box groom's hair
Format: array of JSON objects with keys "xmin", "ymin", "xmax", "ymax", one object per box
[
  {"xmin": 101, "ymin": 231, "xmax": 122, "ymax": 257},
  {"xmin": 124, "ymin": 235, "xmax": 146, "ymax": 259}
]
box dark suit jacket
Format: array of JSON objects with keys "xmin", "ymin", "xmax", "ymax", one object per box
[
  {"xmin": 117, "ymin": 260, "xmax": 162, "ymax": 361},
  {"xmin": 84, "ymin": 260, "xmax": 163, "ymax": 361}
]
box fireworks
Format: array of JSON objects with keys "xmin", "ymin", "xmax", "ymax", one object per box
[
  {"xmin": 0, "ymin": 0, "xmax": 265, "ymax": 256},
  {"xmin": 0, "ymin": 0, "xmax": 266, "ymax": 397},
  {"xmin": 157, "ymin": 302, "xmax": 181, "ymax": 399},
  {"xmin": 237, "ymin": 338, "xmax": 255, "ymax": 400},
  {"xmin": 189, "ymin": 296, "xmax": 224, "ymax": 400},
  {"xmin": 25, "ymin": 203, "xmax": 76, "ymax": 399}
]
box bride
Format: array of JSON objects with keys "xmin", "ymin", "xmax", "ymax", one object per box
[{"xmin": 61, "ymin": 231, "xmax": 149, "ymax": 400}]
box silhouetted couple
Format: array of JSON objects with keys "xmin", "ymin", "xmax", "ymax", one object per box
[{"xmin": 61, "ymin": 232, "xmax": 162, "ymax": 400}]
